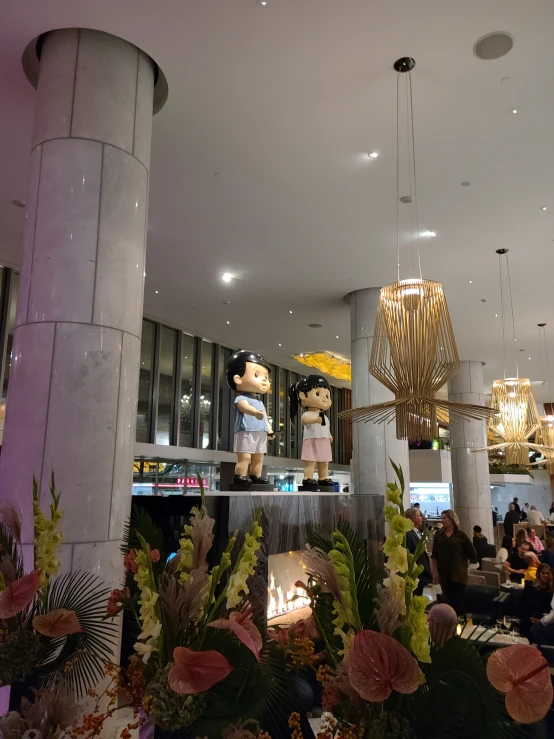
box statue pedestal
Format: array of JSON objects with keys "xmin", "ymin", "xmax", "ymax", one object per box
[{"xmin": 229, "ymin": 483, "xmax": 275, "ymax": 492}]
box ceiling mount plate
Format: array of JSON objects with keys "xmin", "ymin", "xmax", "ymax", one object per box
[
  {"xmin": 496, "ymin": 248, "xmax": 509, "ymax": 255},
  {"xmin": 394, "ymin": 57, "xmax": 416, "ymax": 73}
]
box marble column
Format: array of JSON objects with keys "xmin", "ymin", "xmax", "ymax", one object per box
[
  {"xmin": 448, "ymin": 361, "xmax": 493, "ymax": 542},
  {"xmin": 348, "ymin": 288, "xmax": 410, "ymax": 503},
  {"xmin": 0, "ymin": 29, "xmax": 158, "ymax": 587}
]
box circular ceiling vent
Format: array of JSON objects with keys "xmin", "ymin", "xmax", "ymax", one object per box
[
  {"xmin": 308, "ymin": 323, "xmax": 323, "ymax": 328},
  {"xmin": 474, "ymin": 32, "xmax": 513, "ymax": 60}
]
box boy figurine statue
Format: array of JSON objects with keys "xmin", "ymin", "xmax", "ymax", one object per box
[{"xmin": 226, "ymin": 350, "xmax": 275, "ymax": 488}]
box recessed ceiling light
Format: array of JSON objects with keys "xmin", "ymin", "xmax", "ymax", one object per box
[
  {"xmin": 278, "ymin": 343, "xmax": 282, "ymax": 347},
  {"xmin": 420, "ymin": 230, "xmax": 436, "ymax": 237},
  {"xmin": 155, "ymin": 290, "xmax": 159, "ymax": 294},
  {"xmin": 474, "ymin": 32, "xmax": 514, "ymax": 61},
  {"xmin": 529, "ymin": 357, "xmax": 532, "ymax": 360},
  {"xmin": 542, "ymin": 207, "xmax": 548, "ymax": 211},
  {"xmin": 222, "ymin": 273, "xmax": 233, "ymax": 282},
  {"xmin": 308, "ymin": 323, "xmax": 323, "ymax": 328},
  {"xmin": 480, "ymin": 298, "xmax": 488, "ymax": 303},
  {"xmin": 495, "ymin": 313, "xmax": 499, "ymax": 317},
  {"xmin": 511, "ymin": 109, "xmax": 518, "ymax": 114},
  {"xmin": 226, "ymin": 321, "xmax": 230, "ymax": 325},
  {"xmin": 222, "ymin": 300, "xmax": 231, "ymax": 305},
  {"xmin": 468, "ymin": 280, "xmax": 473, "ymax": 284},
  {"xmin": 399, "ymin": 195, "xmax": 413, "ymax": 204},
  {"xmin": 461, "ymin": 181, "xmax": 471, "ymax": 187},
  {"xmin": 367, "ymin": 152, "xmax": 379, "ymax": 159},
  {"xmin": 143, "ymin": 271, "xmax": 146, "ymax": 277},
  {"xmin": 336, "ymin": 335, "xmax": 339, "ymax": 339},
  {"xmin": 289, "ymin": 310, "xmax": 293, "ymax": 314}
]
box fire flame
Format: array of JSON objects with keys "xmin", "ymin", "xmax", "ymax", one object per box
[{"xmin": 267, "ymin": 570, "xmax": 310, "ymax": 619}]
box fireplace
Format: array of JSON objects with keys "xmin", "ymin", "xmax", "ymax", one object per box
[{"xmin": 267, "ymin": 550, "xmax": 311, "ymax": 620}]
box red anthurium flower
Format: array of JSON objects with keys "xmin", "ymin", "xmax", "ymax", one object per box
[
  {"xmin": 33, "ymin": 608, "xmax": 83, "ymax": 638},
  {"xmin": 487, "ymin": 644, "xmax": 553, "ymax": 724},
  {"xmin": 0, "ymin": 570, "xmax": 41, "ymax": 620},
  {"xmin": 209, "ymin": 608, "xmax": 263, "ymax": 661},
  {"xmin": 168, "ymin": 647, "xmax": 232, "ymax": 695},
  {"xmin": 347, "ymin": 630, "xmax": 420, "ymax": 702}
]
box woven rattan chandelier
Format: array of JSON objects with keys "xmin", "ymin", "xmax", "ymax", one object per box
[
  {"xmin": 474, "ymin": 251, "xmax": 552, "ymax": 464},
  {"xmin": 339, "ymin": 57, "xmax": 493, "ymax": 441},
  {"xmin": 527, "ymin": 324, "xmax": 554, "ymax": 471}
]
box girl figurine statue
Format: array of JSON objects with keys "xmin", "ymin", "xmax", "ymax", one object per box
[{"xmin": 289, "ymin": 375, "xmax": 334, "ymax": 490}]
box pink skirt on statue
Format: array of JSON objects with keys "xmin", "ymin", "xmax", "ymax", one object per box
[{"xmin": 302, "ymin": 438, "xmax": 332, "ymax": 462}]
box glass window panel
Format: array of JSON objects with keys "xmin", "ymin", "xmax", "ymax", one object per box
[
  {"xmin": 199, "ymin": 340, "xmax": 213, "ymax": 449},
  {"xmin": 1, "ymin": 272, "xmax": 18, "ymax": 409},
  {"xmin": 179, "ymin": 333, "xmax": 195, "ymax": 447},
  {"xmin": 156, "ymin": 326, "xmax": 177, "ymax": 445},
  {"xmin": 265, "ymin": 365, "xmax": 276, "ymax": 456},
  {"xmin": 277, "ymin": 368, "xmax": 286, "ymax": 456},
  {"xmin": 289, "ymin": 372, "xmax": 298, "ymax": 458},
  {"xmin": 136, "ymin": 320, "xmax": 155, "ymax": 442},
  {"xmin": 218, "ymin": 347, "xmax": 232, "ymax": 450}
]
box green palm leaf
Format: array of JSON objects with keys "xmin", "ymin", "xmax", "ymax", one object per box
[
  {"xmin": 30, "ymin": 570, "xmax": 117, "ymax": 697},
  {"xmin": 122, "ymin": 505, "xmax": 164, "ymax": 556},
  {"xmin": 396, "ymin": 636, "xmax": 545, "ymax": 738}
]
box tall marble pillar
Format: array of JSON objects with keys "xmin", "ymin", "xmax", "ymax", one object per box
[
  {"xmin": 348, "ymin": 288, "xmax": 410, "ymax": 502},
  {"xmin": 448, "ymin": 361, "xmax": 493, "ymax": 542},
  {"xmin": 0, "ymin": 29, "xmax": 159, "ymax": 586}
]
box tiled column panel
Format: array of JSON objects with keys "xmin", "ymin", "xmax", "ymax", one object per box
[
  {"xmin": 448, "ymin": 361, "xmax": 493, "ymax": 542},
  {"xmin": 349, "ymin": 288, "xmax": 410, "ymax": 504},
  {"xmin": 0, "ymin": 29, "xmax": 154, "ymax": 587}
]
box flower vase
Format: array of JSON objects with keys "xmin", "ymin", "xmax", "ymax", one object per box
[
  {"xmin": 0, "ymin": 686, "xmax": 10, "ymax": 717},
  {"xmin": 153, "ymin": 727, "xmax": 187, "ymax": 739}
]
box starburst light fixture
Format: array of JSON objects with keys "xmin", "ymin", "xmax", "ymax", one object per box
[
  {"xmin": 339, "ymin": 57, "xmax": 493, "ymax": 441},
  {"xmin": 474, "ymin": 253, "xmax": 553, "ymax": 463}
]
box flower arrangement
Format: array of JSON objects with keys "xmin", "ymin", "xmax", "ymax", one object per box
[
  {"xmin": 72, "ymin": 483, "xmax": 302, "ymax": 738},
  {"xmin": 0, "ymin": 474, "xmax": 115, "ymax": 693},
  {"xmin": 278, "ymin": 460, "xmax": 552, "ymax": 738}
]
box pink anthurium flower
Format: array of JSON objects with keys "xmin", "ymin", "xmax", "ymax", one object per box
[
  {"xmin": 487, "ymin": 644, "xmax": 553, "ymax": 724},
  {"xmin": 168, "ymin": 647, "xmax": 232, "ymax": 695},
  {"xmin": 33, "ymin": 608, "xmax": 83, "ymax": 638},
  {"xmin": 0, "ymin": 570, "xmax": 41, "ymax": 620},
  {"xmin": 347, "ymin": 630, "xmax": 420, "ymax": 702},
  {"xmin": 209, "ymin": 607, "xmax": 263, "ymax": 661}
]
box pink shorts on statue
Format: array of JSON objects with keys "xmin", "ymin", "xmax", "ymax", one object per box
[{"xmin": 302, "ymin": 438, "xmax": 332, "ymax": 463}]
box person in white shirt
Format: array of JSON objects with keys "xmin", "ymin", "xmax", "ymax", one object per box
[
  {"xmin": 530, "ymin": 591, "xmax": 554, "ymax": 645},
  {"xmin": 527, "ymin": 505, "xmax": 546, "ymax": 527}
]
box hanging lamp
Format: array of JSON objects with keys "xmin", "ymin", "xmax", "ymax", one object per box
[
  {"xmin": 475, "ymin": 250, "xmax": 550, "ymax": 465},
  {"xmin": 527, "ymin": 323, "xmax": 554, "ymax": 471},
  {"xmin": 339, "ymin": 57, "xmax": 494, "ymax": 441}
]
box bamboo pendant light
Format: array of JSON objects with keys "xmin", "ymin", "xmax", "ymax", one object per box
[
  {"xmin": 474, "ymin": 252, "xmax": 553, "ymax": 464},
  {"xmin": 339, "ymin": 58, "xmax": 493, "ymax": 441},
  {"xmin": 527, "ymin": 324, "xmax": 554, "ymax": 471}
]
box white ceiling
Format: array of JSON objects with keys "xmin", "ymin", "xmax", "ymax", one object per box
[{"xmin": 1, "ymin": 1, "xmax": 554, "ymax": 397}]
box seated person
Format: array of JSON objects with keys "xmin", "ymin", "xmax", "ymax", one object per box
[
  {"xmin": 518, "ymin": 563, "xmax": 554, "ymax": 639},
  {"xmin": 523, "ymin": 551, "xmax": 540, "ymax": 582},
  {"xmin": 530, "ymin": 588, "xmax": 554, "ymax": 646},
  {"xmin": 472, "ymin": 525, "xmax": 488, "ymax": 549},
  {"xmin": 540, "ymin": 537, "xmax": 554, "ymax": 569},
  {"xmin": 516, "ymin": 528, "xmax": 537, "ymax": 555},
  {"xmin": 526, "ymin": 526, "xmax": 544, "ymax": 552},
  {"xmin": 497, "ymin": 534, "xmax": 515, "ymax": 563},
  {"xmin": 503, "ymin": 540, "xmax": 531, "ymax": 583}
]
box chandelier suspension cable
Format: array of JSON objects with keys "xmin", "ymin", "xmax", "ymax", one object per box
[
  {"xmin": 538, "ymin": 324, "xmax": 545, "ymax": 385},
  {"xmin": 498, "ymin": 251, "xmax": 507, "ymax": 379},
  {"xmin": 408, "ymin": 71, "xmax": 423, "ymax": 281},
  {"xmin": 505, "ymin": 251, "xmax": 519, "ymax": 378},
  {"xmin": 396, "ymin": 74, "xmax": 401, "ymax": 283}
]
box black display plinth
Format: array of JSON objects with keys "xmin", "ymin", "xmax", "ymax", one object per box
[
  {"xmin": 229, "ymin": 483, "xmax": 275, "ymax": 492},
  {"xmin": 298, "ymin": 485, "xmax": 335, "ymax": 492}
]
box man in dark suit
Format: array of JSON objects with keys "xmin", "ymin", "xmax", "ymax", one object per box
[
  {"xmin": 504, "ymin": 503, "xmax": 522, "ymax": 537},
  {"xmin": 405, "ymin": 507, "xmax": 432, "ymax": 596}
]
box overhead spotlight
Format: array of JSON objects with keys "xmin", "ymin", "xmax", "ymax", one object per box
[
  {"xmin": 420, "ymin": 230, "xmax": 436, "ymax": 237},
  {"xmin": 226, "ymin": 321, "xmax": 230, "ymax": 325},
  {"xmin": 289, "ymin": 310, "xmax": 293, "ymax": 314},
  {"xmin": 155, "ymin": 290, "xmax": 159, "ymax": 294},
  {"xmin": 336, "ymin": 335, "xmax": 339, "ymax": 339},
  {"xmin": 222, "ymin": 273, "xmax": 233, "ymax": 282},
  {"xmin": 468, "ymin": 280, "xmax": 473, "ymax": 284},
  {"xmin": 542, "ymin": 207, "xmax": 548, "ymax": 211},
  {"xmin": 278, "ymin": 343, "xmax": 282, "ymax": 347},
  {"xmin": 367, "ymin": 152, "xmax": 379, "ymax": 159},
  {"xmin": 511, "ymin": 109, "xmax": 518, "ymax": 114}
]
